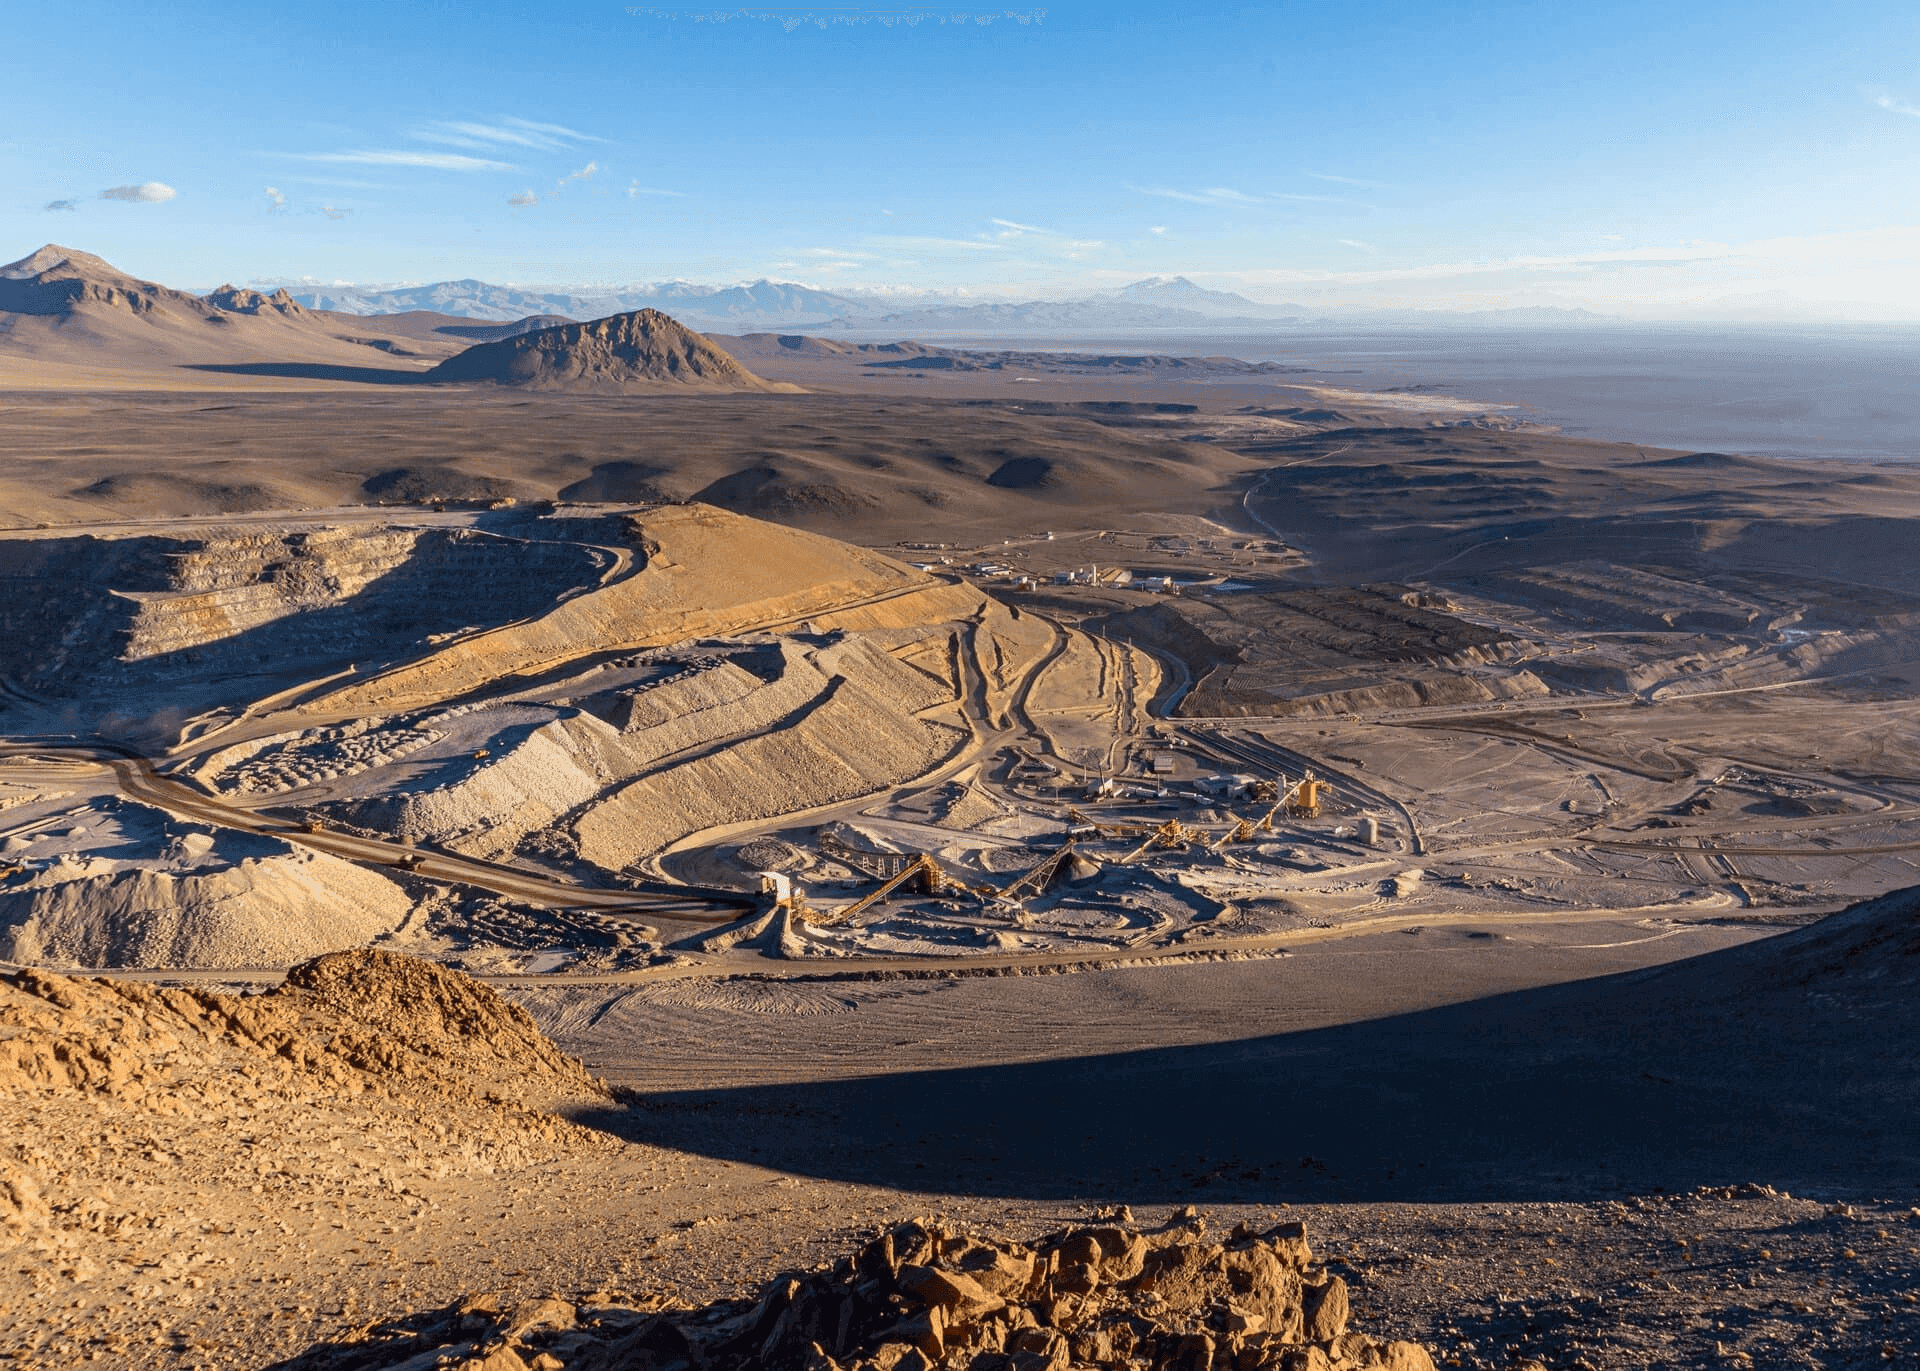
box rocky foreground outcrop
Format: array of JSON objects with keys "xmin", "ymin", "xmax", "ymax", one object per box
[{"xmin": 278, "ymin": 1216, "xmax": 1433, "ymax": 1371}]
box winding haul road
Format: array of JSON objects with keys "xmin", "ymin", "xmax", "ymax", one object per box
[{"xmin": 0, "ymin": 743, "xmax": 753, "ymax": 923}]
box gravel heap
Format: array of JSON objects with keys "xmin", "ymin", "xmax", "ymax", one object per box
[{"xmin": 277, "ymin": 1216, "xmax": 1435, "ymax": 1371}]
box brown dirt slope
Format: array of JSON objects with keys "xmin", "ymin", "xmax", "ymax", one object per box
[
  {"xmin": 0, "ymin": 391, "xmax": 1256, "ymax": 539},
  {"xmin": 0, "ymin": 949, "xmax": 606, "ymax": 1118},
  {"xmin": 298, "ymin": 503, "xmax": 979, "ymax": 713},
  {"xmin": 425, "ymin": 310, "xmax": 791, "ymax": 393},
  {"xmin": 0, "ymin": 951, "xmax": 617, "ymax": 1363}
]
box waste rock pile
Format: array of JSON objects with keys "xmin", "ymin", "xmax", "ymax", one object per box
[{"xmin": 278, "ymin": 1216, "xmax": 1434, "ymax": 1371}]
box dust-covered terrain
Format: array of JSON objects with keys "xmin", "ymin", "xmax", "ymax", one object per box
[{"xmin": 6, "ymin": 243, "xmax": 1920, "ymax": 1369}]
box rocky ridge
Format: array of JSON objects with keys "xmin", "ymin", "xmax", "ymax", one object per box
[
  {"xmin": 203, "ymin": 285, "xmax": 307, "ymax": 317},
  {"xmin": 276, "ymin": 1215, "xmax": 1433, "ymax": 1371},
  {"xmin": 0, "ymin": 245, "xmax": 211, "ymax": 320},
  {"xmin": 0, "ymin": 949, "xmax": 604, "ymax": 1119}
]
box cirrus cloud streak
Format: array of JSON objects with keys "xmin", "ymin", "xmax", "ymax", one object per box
[{"xmin": 101, "ymin": 182, "xmax": 176, "ymax": 202}]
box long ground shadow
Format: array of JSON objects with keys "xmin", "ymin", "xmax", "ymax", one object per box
[
  {"xmin": 181, "ymin": 362, "xmax": 432, "ymax": 385},
  {"xmin": 577, "ymin": 894, "xmax": 1920, "ymax": 1204}
]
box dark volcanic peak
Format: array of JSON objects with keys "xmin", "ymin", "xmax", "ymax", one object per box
[{"xmin": 424, "ymin": 308, "xmax": 786, "ymax": 392}]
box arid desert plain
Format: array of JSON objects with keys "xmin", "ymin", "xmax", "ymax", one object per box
[{"xmin": 3, "ymin": 246, "xmax": 1919, "ymax": 1370}]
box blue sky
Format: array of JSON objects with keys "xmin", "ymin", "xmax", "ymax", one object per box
[{"xmin": 8, "ymin": 0, "xmax": 1920, "ymax": 315}]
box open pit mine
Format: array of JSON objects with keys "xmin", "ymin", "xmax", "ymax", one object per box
[
  {"xmin": 4, "ymin": 478, "xmax": 1919, "ymax": 984},
  {"xmin": 6, "ymin": 245, "xmax": 1920, "ymax": 1371}
]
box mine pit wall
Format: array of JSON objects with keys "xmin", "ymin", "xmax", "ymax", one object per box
[
  {"xmin": 331, "ymin": 643, "xmax": 825, "ymax": 856},
  {"xmin": 331, "ymin": 633, "xmax": 965, "ymax": 867},
  {"xmin": 0, "ymin": 535, "xmax": 179, "ymax": 690},
  {"xmin": 615, "ymin": 657, "xmax": 766, "ymax": 731},
  {"xmin": 0, "ymin": 525, "xmax": 606, "ymax": 694},
  {"xmin": 337, "ymin": 720, "xmax": 606, "ymax": 860},
  {"xmin": 1475, "ymin": 565, "xmax": 1768, "ymax": 633},
  {"xmin": 300, "ymin": 505, "xmax": 982, "ymax": 717},
  {"xmin": 115, "ymin": 528, "xmax": 424, "ymax": 660}
]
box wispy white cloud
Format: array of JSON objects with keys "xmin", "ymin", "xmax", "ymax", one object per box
[
  {"xmin": 416, "ymin": 117, "xmax": 605, "ymax": 150},
  {"xmin": 1149, "ymin": 225, "xmax": 1168, "ymax": 236},
  {"xmin": 1600, "ymin": 233, "xmax": 1624, "ymax": 243},
  {"xmin": 800, "ymin": 247, "xmax": 874, "ymax": 259},
  {"xmin": 320, "ymin": 204, "xmax": 351, "ymax": 221},
  {"xmin": 1338, "ymin": 239, "xmax": 1377, "ymax": 252},
  {"xmin": 44, "ymin": 199, "xmax": 78, "ymax": 212},
  {"xmin": 418, "ymin": 122, "xmax": 547, "ymax": 150},
  {"xmin": 1871, "ymin": 90, "xmax": 1920, "ymax": 118},
  {"xmin": 296, "ymin": 151, "xmax": 512, "ymax": 170},
  {"xmin": 627, "ymin": 181, "xmax": 686, "ymax": 198},
  {"xmin": 987, "ymin": 218, "xmax": 1103, "ymax": 257},
  {"xmin": 1128, "ymin": 185, "xmax": 1261, "ymax": 207},
  {"xmin": 101, "ymin": 182, "xmax": 176, "ymax": 203},
  {"xmin": 1306, "ymin": 171, "xmax": 1386, "ymax": 188},
  {"xmin": 265, "ymin": 186, "xmax": 287, "ymax": 214},
  {"xmin": 547, "ymin": 160, "xmax": 601, "ymax": 200},
  {"xmin": 992, "ymin": 216, "xmax": 1054, "ymax": 237},
  {"xmin": 283, "ymin": 175, "xmax": 387, "ymax": 189},
  {"xmin": 870, "ymin": 235, "xmax": 1006, "ymax": 252},
  {"xmin": 1128, "ymin": 183, "xmax": 1353, "ymax": 207},
  {"xmin": 507, "ymin": 190, "xmax": 539, "ymax": 207},
  {"xmin": 506, "ymin": 117, "xmax": 605, "ymax": 142}
]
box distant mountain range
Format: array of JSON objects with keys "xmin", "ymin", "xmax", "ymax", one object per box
[
  {"xmin": 0, "ymin": 245, "xmax": 785, "ymax": 393},
  {"xmin": 280, "ymin": 278, "xmax": 872, "ymax": 327},
  {"xmin": 269, "ymin": 273, "xmax": 1612, "ymax": 332}
]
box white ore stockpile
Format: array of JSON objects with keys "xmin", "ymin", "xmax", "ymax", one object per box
[{"xmin": 0, "ymin": 799, "xmax": 409, "ymax": 970}]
